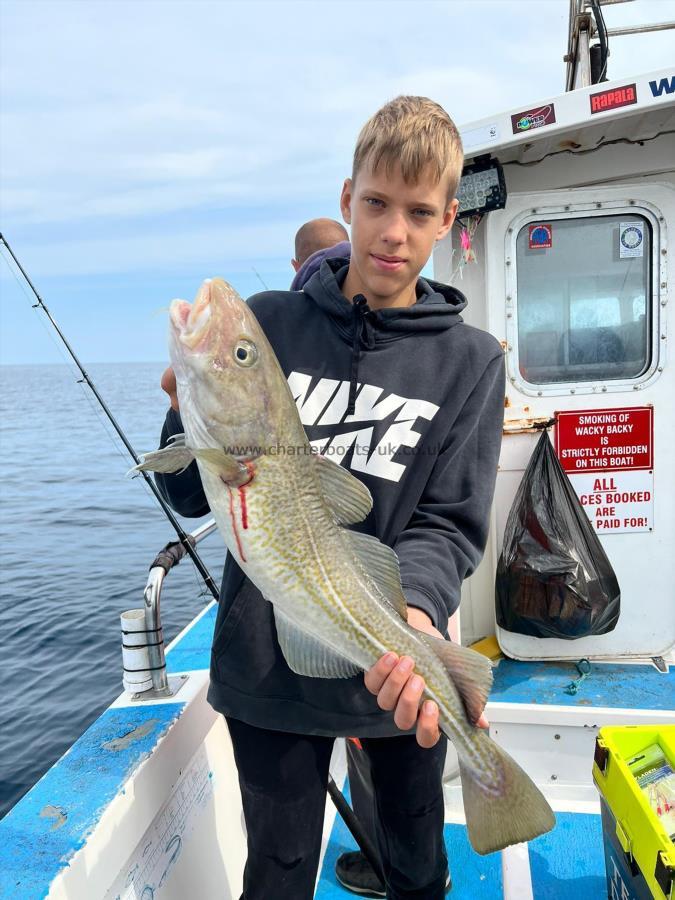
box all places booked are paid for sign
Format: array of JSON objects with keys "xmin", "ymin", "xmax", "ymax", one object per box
[{"xmin": 555, "ymin": 407, "xmax": 654, "ymax": 534}]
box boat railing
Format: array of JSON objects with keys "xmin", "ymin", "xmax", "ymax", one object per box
[
  {"xmin": 122, "ymin": 517, "xmax": 218, "ymax": 701},
  {"xmin": 565, "ymin": 0, "xmax": 675, "ymax": 92}
]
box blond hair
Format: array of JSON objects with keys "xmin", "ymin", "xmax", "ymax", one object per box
[{"xmin": 352, "ymin": 96, "xmax": 463, "ymax": 203}]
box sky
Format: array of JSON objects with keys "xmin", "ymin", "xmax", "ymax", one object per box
[{"xmin": 1, "ymin": 0, "xmax": 674, "ymax": 365}]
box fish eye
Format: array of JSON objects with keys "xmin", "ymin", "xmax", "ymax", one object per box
[{"xmin": 233, "ymin": 339, "xmax": 258, "ymax": 367}]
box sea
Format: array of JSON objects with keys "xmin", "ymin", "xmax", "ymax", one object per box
[{"xmin": 0, "ymin": 362, "xmax": 225, "ymax": 818}]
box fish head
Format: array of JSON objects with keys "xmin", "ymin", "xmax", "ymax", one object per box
[{"xmin": 169, "ymin": 278, "xmax": 288, "ymax": 456}]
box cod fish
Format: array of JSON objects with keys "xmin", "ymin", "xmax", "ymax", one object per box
[{"xmin": 137, "ymin": 278, "xmax": 555, "ymax": 854}]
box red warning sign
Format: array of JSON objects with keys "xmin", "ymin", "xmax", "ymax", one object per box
[
  {"xmin": 555, "ymin": 406, "xmax": 653, "ymax": 473},
  {"xmin": 556, "ymin": 407, "xmax": 654, "ymax": 534}
]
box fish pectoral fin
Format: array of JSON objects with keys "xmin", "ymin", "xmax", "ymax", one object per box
[
  {"xmin": 344, "ymin": 531, "xmax": 408, "ymax": 620},
  {"xmin": 192, "ymin": 448, "xmax": 251, "ymax": 485},
  {"xmin": 132, "ymin": 441, "xmax": 196, "ymax": 474},
  {"xmin": 273, "ymin": 609, "xmax": 361, "ymax": 679},
  {"xmin": 420, "ymin": 634, "xmax": 493, "ymax": 724},
  {"xmin": 315, "ymin": 454, "xmax": 373, "ymax": 524},
  {"xmin": 132, "ymin": 440, "xmax": 249, "ymax": 484}
]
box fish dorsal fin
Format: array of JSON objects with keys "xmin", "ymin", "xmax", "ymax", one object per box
[
  {"xmin": 314, "ymin": 454, "xmax": 373, "ymax": 524},
  {"xmin": 344, "ymin": 531, "xmax": 408, "ymax": 621},
  {"xmin": 273, "ymin": 608, "xmax": 361, "ymax": 679},
  {"xmin": 420, "ymin": 634, "xmax": 493, "ymax": 724}
]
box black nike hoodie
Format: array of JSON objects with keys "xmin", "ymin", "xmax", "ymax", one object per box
[{"xmin": 155, "ymin": 258, "xmax": 505, "ymax": 737}]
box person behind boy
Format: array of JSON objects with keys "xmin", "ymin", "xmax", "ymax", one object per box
[
  {"xmin": 156, "ymin": 96, "xmax": 504, "ymax": 900},
  {"xmin": 290, "ymin": 217, "xmax": 350, "ymax": 289}
]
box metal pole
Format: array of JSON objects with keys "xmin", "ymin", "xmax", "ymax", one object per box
[
  {"xmin": 142, "ymin": 520, "xmax": 219, "ymax": 692},
  {"xmin": 606, "ymin": 21, "xmax": 675, "ymax": 36},
  {"xmin": 0, "ymin": 233, "xmax": 220, "ymax": 601},
  {"xmin": 576, "ymin": 29, "xmax": 592, "ymax": 89}
]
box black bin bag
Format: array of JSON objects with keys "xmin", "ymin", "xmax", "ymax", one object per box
[{"xmin": 496, "ymin": 428, "xmax": 620, "ymax": 639}]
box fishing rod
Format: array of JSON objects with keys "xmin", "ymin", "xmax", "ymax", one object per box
[
  {"xmin": 2, "ymin": 233, "xmax": 386, "ymax": 876},
  {"xmin": 0, "ymin": 232, "xmax": 220, "ymax": 601}
]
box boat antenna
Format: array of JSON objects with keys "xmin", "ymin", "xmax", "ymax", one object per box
[{"xmin": 0, "ymin": 232, "xmax": 220, "ymax": 601}]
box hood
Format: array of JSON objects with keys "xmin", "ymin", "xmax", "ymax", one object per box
[
  {"xmin": 302, "ymin": 257, "xmax": 467, "ymax": 347},
  {"xmin": 302, "ymin": 257, "xmax": 468, "ymax": 417},
  {"xmin": 291, "ymin": 240, "xmax": 353, "ymax": 292}
]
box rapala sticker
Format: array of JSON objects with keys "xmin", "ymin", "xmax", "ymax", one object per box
[
  {"xmin": 511, "ymin": 104, "xmax": 556, "ymax": 134},
  {"xmin": 529, "ymin": 224, "xmax": 552, "ymax": 249},
  {"xmin": 590, "ymin": 83, "xmax": 637, "ymax": 114},
  {"xmin": 619, "ymin": 222, "xmax": 644, "ymax": 258}
]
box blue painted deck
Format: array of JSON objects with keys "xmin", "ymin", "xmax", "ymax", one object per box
[
  {"xmin": 491, "ymin": 658, "xmax": 675, "ymax": 711},
  {"xmin": 165, "ymin": 602, "xmax": 216, "ymax": 673},
  {"xmin": 0, "ymin": 704, "xmax": 184, "ymax": 900},
  {"xmin": 316, "ymin": 807, "xmax": 606, "ymax": 899}
]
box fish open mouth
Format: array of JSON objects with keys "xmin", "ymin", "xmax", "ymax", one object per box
[{"xmin": 170, "ymin": 281, "xmax": 212, "ymax": 349}]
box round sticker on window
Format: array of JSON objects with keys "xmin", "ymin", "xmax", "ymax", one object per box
[{"xmin": 619, "ymin": 222, "xmax": 644, "ymax": 258}]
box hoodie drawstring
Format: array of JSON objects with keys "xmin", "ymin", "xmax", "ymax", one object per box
[{"xmin": 347, "ymin": 294, "xmax": 371, "ymax": 417}]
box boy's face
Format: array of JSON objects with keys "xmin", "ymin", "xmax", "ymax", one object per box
[{"xmin": 340, "ymin": 158, "xmax": 458, "ymax": 308}]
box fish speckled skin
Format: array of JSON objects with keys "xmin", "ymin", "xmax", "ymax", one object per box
[
  {"xmin": 137, "ymin": 278, "xmax": 555, "ymax": 854},
  {"xmin": 210, "ymin": 451, "xmax": 484, "ymax": 765}
]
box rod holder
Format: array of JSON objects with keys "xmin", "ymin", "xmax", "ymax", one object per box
[
  {"xmin": 120, "ymin": 519, "xmax": 218, "ymax": 701},
  {"xmin": 121, "ymin": 609, "xmax": 155, "ymax": 694}
]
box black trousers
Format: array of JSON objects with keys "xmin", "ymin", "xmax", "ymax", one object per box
[{"xmin": 226, "ymin": 716, "xmax": 448, "ymax": 900}]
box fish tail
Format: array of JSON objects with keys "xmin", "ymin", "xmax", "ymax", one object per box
[{"xmin": 458, "ymin": 730, "xmax": 555, "ymax": 855}]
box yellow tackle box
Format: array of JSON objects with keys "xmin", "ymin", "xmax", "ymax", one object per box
[{"xmin": 593, "ymin": 725, "xmax": 675, "ymax": 899}]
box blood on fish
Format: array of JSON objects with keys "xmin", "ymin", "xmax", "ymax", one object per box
[
  {"xmin": 239, "ymin": 486, "xmax": 248, "ymax": 530},
  {"xmin": 228, "ymin": 487, "xmax": 247, "ymax": 563},
  {"xmin": 226, "ymin": 461, "xmax": 255, "ymax": 559},
  {"xmin": 238, "ymin": 461, "xmax": 255, "ymax": 531}
]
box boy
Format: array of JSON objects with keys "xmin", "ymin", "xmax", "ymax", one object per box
[{"xmin": 157, "ymin": 96, "xmax": 504, "ymax": 899}]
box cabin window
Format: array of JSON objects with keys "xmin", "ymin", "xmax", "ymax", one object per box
[{"xmin": 515, "ymin": 214, "xmax": 652, "ymax": 385}]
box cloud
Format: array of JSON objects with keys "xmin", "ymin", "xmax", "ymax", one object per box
[
  {"xmin": 1, "ymin": 0, "xmax": 674, "ymax": 361},
  {"xmin": 1, "ymin": 1, "xmax": 574, "ymax": 237}
]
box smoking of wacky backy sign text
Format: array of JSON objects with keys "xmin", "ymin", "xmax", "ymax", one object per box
[{"xmin": 555, "ymin": 407, "xmax": 654, "ymax": 534}]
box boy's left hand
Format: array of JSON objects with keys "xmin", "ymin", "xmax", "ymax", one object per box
[{"xmin": 363, "ymin": 607, "xmax": 489, "ymax": 748}]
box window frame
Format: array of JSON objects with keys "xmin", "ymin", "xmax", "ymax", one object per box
[{"xmin": 504, "ymin": 199, "xmax": 663, "ymax": 397}]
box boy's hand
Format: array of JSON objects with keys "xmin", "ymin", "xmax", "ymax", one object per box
[
  {"xmin": 161, "ymin": 366, "xmax": 179, "ymax": 412},
  {"xmin": 363, "ymin": 607, "xmax": 489, "ymax": 748}
]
